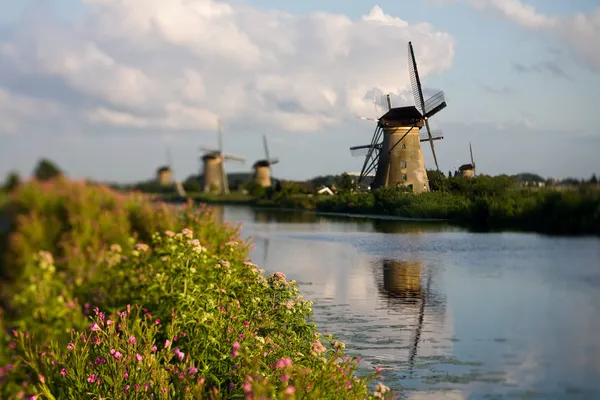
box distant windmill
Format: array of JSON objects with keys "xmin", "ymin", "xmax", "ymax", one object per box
[
  {"xmin": 458, "ymin": 143, "xmax": 476, "ymax": 178},
  {"xmin": 252, "ymin": 135, "xmax": 279, "ymax": 188},
  {"xmin": 199, "ymin": 120, "xmax": 245, "ymax": 194},
  {"xmin": 349, "ymin": 41, "xmax": 447, "ymax": 193}
]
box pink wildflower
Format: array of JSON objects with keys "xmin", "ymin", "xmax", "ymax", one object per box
[
  {"xmin": 281, "ymin": 374, "xmax": 290, "ymax": 382},
  {"xmin": 124, "ymin": 371, "xmax": 129, "ymax": 379},
  {"xmin": 151, "ymin": 345, "xmax": 157, "ymax": 352},
  {"xmin": 106, "ymin": 319, "xmax": 113, "ymax": 325},
  {"xmin": 90, "ymin": 323, "xmax": 100, "ymax": 331},
  {"xmin": 189, "ymin": 366, "xmax": 198, "ymax": 375},
  {"xmin": 67, "ymin": 343, "xmax": 74, "ymax": 350},
  {"xmin": 60, "ymin": 368, "xmax": 67, "ymax": 376},
  {"xmin": 283, "ymin": 386, "xmax": 295, "ymax": 395},
  {"xmin": 129, "ymin": 336, "xmax": 136, "ymax": 345},
  {"xmin": 136, "ymin": 354, "xmax": 143, "ymax": 362},
  {"xmin": 87, "ymin": 374, "xmax": 97, "ymax": 383},
  {"xmin": 164, "ymin": 339, "xmax": 171, "ymax": 348}
]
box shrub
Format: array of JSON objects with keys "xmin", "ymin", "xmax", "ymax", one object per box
[{"xmin": 0, "ymin": 179, "xmax": 394, "ymax": 399}]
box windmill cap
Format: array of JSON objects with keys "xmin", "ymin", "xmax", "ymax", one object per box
[
  {"xmin": 380, "ymin": 106, "xmax": 423, "ymax": 126},
  {"xmin": 253, "ymin": 160, "xmax": 271, "ymax": 168},
  {"xmin": 202, "ymin": 152, "xmax": 221, "ymax": 160}
]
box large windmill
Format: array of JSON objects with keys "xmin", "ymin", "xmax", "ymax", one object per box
[
  {"xmin": 199, "ymin": 120, "xmax": 245, "ymax": 194},
  {"xmin": 252, "ymin": 135, "xmax": 279, "ymax": 188},
  {"xmin": 458, "ymin": 142, "xmax": 476, "ymax": 178},
  {"xmin": 349, "ymin": 42, "xmax": 447, "ymax": 193}
]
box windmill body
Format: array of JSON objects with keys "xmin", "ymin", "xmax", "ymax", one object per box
[
  {"xmin": 199, "ymin": 120, "xmax": 245, "ymax": 194},
  {"xmin": 372, "ymin": 106, "xmax": 430, "ymax": 192},
  {"xmin": 458, "ymin": 142, "xmax": 476, "ymax": 178},
  {"xmin": 349, "ymin": 41, "xmax": 447, "ymax": 193},
  {"xmin": 252, "ymin": 135, "xmax": 279, "ymax": 188}
]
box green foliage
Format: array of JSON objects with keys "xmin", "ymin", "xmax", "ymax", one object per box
[
  {"xmin": 0, "ymin": 179, "xmax": 393, "ymax": 399},
  {"xmin": 426, "ymin": 170, "xmax": 447, "ymax": 192},
  {"xmin": 313, "ymin": 175, "xmax": 600, "ymax": 235},
  {"xmin": 337, "ymin": 173, "xmax": 355, "ymax": 193},
  {"xmin": 3, "ymin": 171, "xmax": 21, "ymax": 193},
  {"xmin": 33, "ymin": 159, "xmax": 63, "ymax": 181},
  {"xmin": 182, "ymin": 176, "xmax": 202, "ymax": 192}
]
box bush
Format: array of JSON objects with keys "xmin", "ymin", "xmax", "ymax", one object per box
[{"xmin": 0, "ymin": 179, "xmax": 393, "ymax": 399}]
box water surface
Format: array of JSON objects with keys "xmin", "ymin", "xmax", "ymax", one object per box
[{"xmin": 218, "ymin": 205, "xmax": 600, "ymax": 400}]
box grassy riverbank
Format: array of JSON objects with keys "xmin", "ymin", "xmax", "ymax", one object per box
[
  {"xmin": 154, "ymin": 176, "xmax": 600, "ymax": 235},
  {"xmin": 0, "ymin": 179, "xmax": 392, "ymax": 399}
]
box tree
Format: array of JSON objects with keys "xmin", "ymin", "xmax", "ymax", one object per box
[
  {"xmin": 338, "ymin": 173, "xmax": 354, "ymax": 192},
  {"xmin": 33, "ymin": 159, "xmax": 62, "ymax": 181},
  {"xmin": 590, "ymin": 174, "xmax": 598, "ymax": 184},
  {"xmin": 427, "ymin": 169, "xmax": 447, "ymax": 192},
  {"xmin": 3, "ymin": 171, "xmax": 21, "ymax": 192}
]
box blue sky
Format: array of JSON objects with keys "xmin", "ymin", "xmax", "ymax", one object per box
[{"xmin": 0, "ymin": 0, "xmax": 599, "ymax": 182}]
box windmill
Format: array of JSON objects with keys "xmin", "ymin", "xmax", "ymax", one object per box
[
  {"xmin": 349, "ymin": 41, "xmax": 447, "ymax": 193},
  {"xmin": 199, "ymin": 120, "xmax": 245, "ymax": 194},
  {"xmin": 252, "ymin": 135, "xmax": 279, "ymax": 188},
  {"xmin": 458, "ymin": 142, "xmax": 476, "ymax": 178}
]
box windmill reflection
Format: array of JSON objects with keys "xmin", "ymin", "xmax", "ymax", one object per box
[
  {"xmin": 206, "ymin": 204, "xmax": 225, "ymax": 224},
  {"xmin": 379, "ymin": 259, "xmax": 446, "ymax": 376}
]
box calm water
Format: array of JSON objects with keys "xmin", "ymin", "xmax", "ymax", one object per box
[{"xmin": 217, "ymin": 205, "xmax": 600, "ymax": 400}]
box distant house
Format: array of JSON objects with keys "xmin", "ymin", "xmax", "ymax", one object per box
[
  {"xmin": 317, "ymin": 186, "xmax": 334, "ymax": 195},
  {"xmin": 156, "ymin": 166, "xmax": 172, "ymax": 186}
]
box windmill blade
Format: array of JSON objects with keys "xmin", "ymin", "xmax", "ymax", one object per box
[
  {"xmin": 199, "ymin": 146, "xmax": 219, "ymax": 154},
  {"xmin": 222, "ymin": 153, "xmax": 246, "ymax": 163},
  {"xmin": 263, "ymin": 134, "xmax": 270, "ymax": 161},
  {"xmin": 350, "ymin": 144, "xmax": 382, "ymax": 157},
  {"xmin": 470, "ymin": 142, "xmax": 476, "ymax": 176},
  {"xmin": 419, "ymin": 129, "xmax": 444, "ymax": 142},
  {"xmin": 166, "ymin": 145, "xmax": 173, "ymax": 168},
  {"xmin": 408, "ymin": 42, "xmax": 426, "ymax": 116},
  {"xmin": 217, "ymin": 119, "xmax": 223, "ymax": 153},
  {"xmin": 423, "ymin": 91, "xmax": 447, "ymax": 119},
  {"xmin": 356, "ymin": 124, "xmax": 384, "ymax": 187},
  {"xmin": 379, "ymin": 94, "xmax": 391, "ymax": 113},
  {"xmin": 424, "ymin": 120, "xmax": 440, "ymax": 171},
  {"xmin": 269, "ymin": 158, "xmax": 279, "ymax": 165},
  {"xmin": 357, "ymin": 116, "xmax": 380, "ymax": 123}
]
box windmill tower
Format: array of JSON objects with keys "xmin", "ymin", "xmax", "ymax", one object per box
[
  {"xmin": 458, "ymin": 143, "xmax": 476, "ymax": 178},
  {"xmin": 252, "ymin": 135, "xmax": 279, "ymax": 188},
  {"xmin": 199, "ymin": 120, "xmax": 245, "ymax": 194},
  {"xmin": 158, "ymin": 140, "xmax": 186, "ymax": 197},
  {"xmin": 349, "ymin": 42, "xmax": 447, "ymax": 193}
]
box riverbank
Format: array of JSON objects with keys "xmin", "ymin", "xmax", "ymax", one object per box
[
  {"xmin": 152, "ymin": 185, "xmax": 600, "ymax": 236},
  {"xmin": 0, "ymin": 179, "xmax": 392, "ymax": 399}
]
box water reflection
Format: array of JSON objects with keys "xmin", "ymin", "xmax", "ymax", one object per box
[
  {"xmin": 381, "ymin": 260, "xmax": 423, "ymax": 301},
  {"xmin": 215, "ymin": 204, "xmax": 600, "ymax": 398},
  {"xmin": 213, "ymin": 205, "xmax": 458, "ymax": 235}
]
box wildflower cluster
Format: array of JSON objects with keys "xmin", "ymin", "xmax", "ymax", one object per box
[{"xmin": 0, "ymin": 179, "xmax": 394, "ymax": 399}]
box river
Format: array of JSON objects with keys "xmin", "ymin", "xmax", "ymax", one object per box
[{"xmin": 215, "ymin": 205, "xmax": 600, "ymax": 400}]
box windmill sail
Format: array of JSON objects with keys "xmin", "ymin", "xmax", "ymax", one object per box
[{"xmin": 409, "ymin": 41, "xmax": 441, "ymax": 171}]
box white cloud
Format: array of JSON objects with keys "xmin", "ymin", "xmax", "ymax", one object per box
[
  {"xmin": 0, "ymin": 88, "xmax": 63, "ymax": 135},
  {"xmin": 486, "ymin": 0, "xmax": 556, "ymax": 29},
  {"xmin": 0, "ymin": 0, "xmax": 455, "ymax": 135},
  {"xmin": 447, "ymin": 0, "xmax": 600, "ymax": 72}
]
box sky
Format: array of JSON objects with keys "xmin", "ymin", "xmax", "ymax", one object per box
[{"xmin": 0, "ymin": 0, "xmax": 599, "ymax": 183}]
